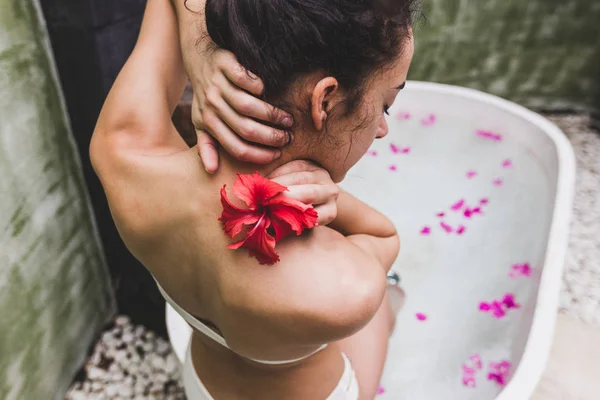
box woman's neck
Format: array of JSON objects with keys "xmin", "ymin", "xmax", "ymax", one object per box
[{"xmin": 217, "ymin": 148, "xmax": 307, "ymax": 179}]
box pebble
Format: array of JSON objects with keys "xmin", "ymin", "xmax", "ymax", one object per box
[
  {"xmin": 87, "ymin": 366, "xmax": 105, "ymax": 380},
  {"xmin": 122, "ymin": 332, "xmax": 135, "ymax": 344},
  {"xmin": 69, "ymin": 390, "xmax": 87, "ymax": 400},
  {"xmin": 105, "ymin": 384, "xmax": 118, "ymax": 397},
  {"xmin": 135, "ymin": 326, "xmax": 145, "ymax": 338},
  {"xmin": 142, "ymin": 342, "xmax": 155, "ymax": 353},
  {"xmin": 117, "ymin": 384, "xmax": 134, "ymax": 397},
  {"xmin": 156, "ymin": 340, "xmax": 170, "ymax": 355},
  {"xmin": 165, "ymin": 355, "xmax": 179, "ymax": 375},
  {"xmin": 115, "ymin": 315, "xmax": 130, "ymax": 326},
  {"xmin": 150, "ymin": 355, "xmax": 165, "ymax": 370}
]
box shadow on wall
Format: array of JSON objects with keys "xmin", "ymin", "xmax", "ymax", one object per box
[{"xmin": 0, "ymin": 1, "xmax": 114, "ymax": 399}]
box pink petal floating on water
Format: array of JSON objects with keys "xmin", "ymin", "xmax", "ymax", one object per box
[
  {"xmin": 488, "ymin": 360, "xmax": 511, "ymax": 386},
  {"xmin": 466, "ymin": 170, "xmax": 478, "ymax": 179},
  {"xmin": 502, "ymin": 293, "xmax": 521, "ymax": 309},
  {"xmin": 521, "ymin": 263, "xmax": 533, "ymax": 276},
  {"xmin": 389, "ymin": 165, "xmax": 398, "ymax": 171},
  {"xmin": 451, "ymin": 199, "xmax": 465, "ymax": 211},
  {"xmin": 511, "ymin": 263, "xmax": 532, "ymax": 277},
  {"xmin": 390, "ymin": 143, "xmax": 401, "ymax": 154},
  {"xmin": 476, "ymin": 129, "xmax": 503, "ymax": 141},
  {"xmin": 416, "ymin": 313, "xmax": 427, "ymax": 321},
  {"xmin": 462, "ymin": 374, "xmax": 477, "ymax": 388},
  {"xmin": 367, "ymin": 150, "xmax": 378, "ymax": 156},
  {"xmin": 491, "ymin": 301, "xmax": 507, "ymax": 319},
  {"xmin": 490, "ymin": 360, "xmax": 512, "ymax": 375},
  {"xmin": 502, "ymin": 159, "xmax": 513, "ymax": 168},
  {"xmin": 470, "ymin": 354, "xmax": 483, "ymax": 370},
  {"xmin": 479, "ymin": 302, "xmax": 491, "ymax": 312},
  {"xmin": 420, "ymin": 226, "xmax": 431, "ymax": 235},
  {"xmin": 462, "ymin": 365, "xmax": 476, "ymax": 375},
  {"xmin": 401, "ymin": 147, "xmax": 411, "ymax": 154},
  {"xmin": 480, "ymin": 198, "xmax": 489, "ymax": 205},
  {"xmin": 464, "ymin": 208, "xmax": 473, "ymax": 218},
  {"xmin": 421, "ymin": 114, "xmax": 436, "ymax": 126},
  {"xmin": 456, "ymin": 225, "xmax": 466, "ymax": 235},
  {"xmin": 488, "ymin": 373, "xmax": 506, "ymax": 386},
  {"xmin": 436, "ymin": 212, "xmax": 445, "ymax": 218},
  {"xmin": 440, "ymin": 221, "xmax": 453, "ymax": 233},
  {"xmin": 472, "ymin": 207, "xmax": 482, "ymax": 215},
  {"xmin": 377, "ymin": 386, "xmax": 386, "ymax": 395},
  {"xmin": 396, "ymin": 111, "xmax": 411, "ymax": 120},
  {"xmin": 493, "ymin": 178, "xmax": 504, "ymax": 186}
]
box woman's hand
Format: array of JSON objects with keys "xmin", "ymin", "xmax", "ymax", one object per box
[
  {"xmin": 186, "ymin": 48, "xmax": 294, "ymax": 173},
  {"xmin": 268, "ymin": 161, "xmax": 339, "ymax": 226}
]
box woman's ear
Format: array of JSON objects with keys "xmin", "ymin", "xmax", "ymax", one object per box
[{"xmin": 311, "ymin": 77, "xmax": 339, "ymax": 131}]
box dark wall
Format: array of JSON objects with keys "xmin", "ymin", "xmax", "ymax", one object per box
[{"xmin": 39, "ymin": 0, "xmax": 168, "ymax": 336}]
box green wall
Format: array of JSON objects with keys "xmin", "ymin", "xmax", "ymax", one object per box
[
  {"xmin": 0, "ymin": 1, "xmax": 115, "ymax": 399},
  {"xmin": 412, "ymin": 0, "xmax": 600, "ymax": 112}
]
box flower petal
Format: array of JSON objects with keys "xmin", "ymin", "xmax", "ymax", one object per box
[
  {"xmin": 265, "ymin": 195, "xmax": 318, "ymax": 241},
  {"xmin": 451, "ymin": 199, "xmax": 465, "ymax": 211},
  {"xmin": 440, "ymin": 221, "xmax": 453, "ymax": 233},
  {"xmin": 219, "ymin": 186, "xmax": 261, "ymax": 238},
  {"xmin": 232, "ymin": 172, "xmax": 287, "ymax": 210},
  {"xmin": 228, "ymin": 215, "xmax": 279, "ymax": 265},
  {"xmin": 421, "ymin": 114, "xmax": 436, "ymax": 126},
  {"xmin": 420, "ymin": 226, "xmax": 431, "ymax": 235},
  {"xmin": 390, "ymin": 143, "xmax": 401, "ymax": 154},
  {"xmin": 476, "ymin": 130, "xmax": 502, "ymax": 141},
  {"xmin": 466, "ymin": 170, "xmax": 477, "ymax": 179},
  {"xmin": 396, "ymin": 111, "xmax": 411, "ymax": 120},
  {"xmin": 389, "ymin": 164, "xmax": 398, "ymax": 171},
  {"xmin": 469, "ymin": 354, "xmax": 483, "ymax": 370},
  {"xmin": 416, "ymin": 313, "xmax": 427, "ymax": 321}
]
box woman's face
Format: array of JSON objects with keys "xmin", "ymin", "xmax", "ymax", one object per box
[{"xmin": 310, "ymin": 36, "xmax": 415, "ymax": 183}]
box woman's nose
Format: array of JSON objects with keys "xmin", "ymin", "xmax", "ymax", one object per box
[{"xmin": 376, "ymin": 117, "xmax": 389, "ymax": 139}]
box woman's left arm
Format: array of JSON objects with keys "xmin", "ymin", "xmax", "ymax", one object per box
[{"xmin": 92, "ymin": 0, "xmax": 188, "ymax": 156}]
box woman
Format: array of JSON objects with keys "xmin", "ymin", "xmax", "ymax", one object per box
[{"xmin": 91, "ymin": 0, "xmax": 416, "ymax": 399}]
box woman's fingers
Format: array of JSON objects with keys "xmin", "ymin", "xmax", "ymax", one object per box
[
  {"xmin": 217, "ymin": 51, "xmax": 265, "ymax": 96},
  {"xmin": 220, "ymin": 82, "xmax": 293, "ymax": 130},
  {"xmin": 314, "ymin": 200, "xmax": 338, "ymax": 226},
  {"xmin": 196, "ymin": 130, "xmax": 220, "ymax": 174},
  {"xmin": 207, "ymin": 86, "xmax": 290, "ymax": 147},
  {"xmin": 270, "ymin": 169, "xmax": 330, "ymax": 187},
  {"xmin": 284, "ymin": 183, "xmax": 339, "ymax": 206},
  {"xmin": 217, "ymin": 53, "xmax": 293, "ymax": 129},
  {"xmin": 201, "ymin": 112, "xmax": 281, "ymax": 164}
]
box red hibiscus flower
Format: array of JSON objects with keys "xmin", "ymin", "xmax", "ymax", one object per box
[{"xmin": 219, "ymin": 172, "xmax": 318, "ymax": 265}]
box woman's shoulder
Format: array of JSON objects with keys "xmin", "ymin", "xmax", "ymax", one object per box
[{"xmin": 213, "ymin": 227, "xmax": 387, "ymax": 352}]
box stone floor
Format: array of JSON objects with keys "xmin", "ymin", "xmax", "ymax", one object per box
[{"xmin": 65, "ymin": 114, "xmax": 600, "ymax": 400}]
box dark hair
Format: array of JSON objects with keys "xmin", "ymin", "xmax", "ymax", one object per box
[{"xmin": 200, "ymin": 0, "xmax": 418, "ymax": 114}]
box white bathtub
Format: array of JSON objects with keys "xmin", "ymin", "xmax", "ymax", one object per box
[{"xmin": 166, "ymin": 82, "xmax": 576, "ymax": 399}]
